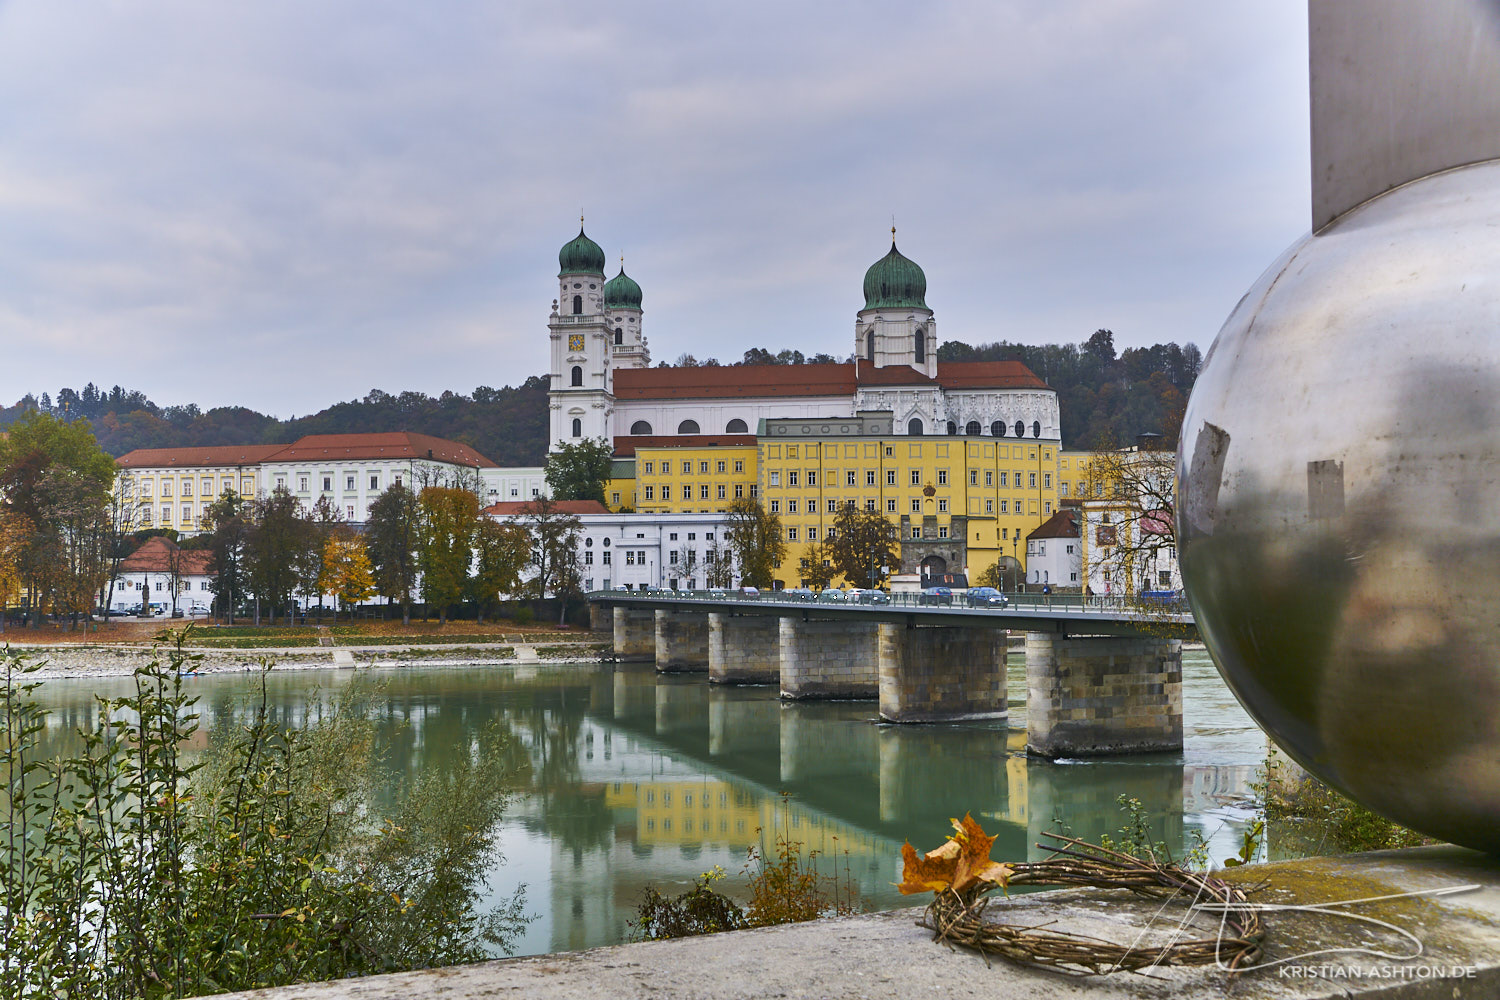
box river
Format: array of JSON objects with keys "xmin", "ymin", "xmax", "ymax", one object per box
[{"xmin": 26, "ymin": 648, "xmax": 1265, "ymax": 957}]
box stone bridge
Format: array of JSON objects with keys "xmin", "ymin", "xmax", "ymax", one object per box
[{"xmin": 587, "ymin": 592, "xmax": 1189, "ymax": 757}]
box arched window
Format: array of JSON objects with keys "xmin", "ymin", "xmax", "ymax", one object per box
[
  {"xmin": 571, "ymin": 418, "xmax": 582, "ymax": 437},
  {"xmin": 946, "ymin": 421, "xmax": 958, "ymax": 436},
  {"xmin": 965, "ymin": 421, "xmax": 981, "ymax": 436},
  {"xmin": 726, "ymin": 418, "xmax": 748, "ymax": 433},
  {"xmin": 677, "ymin": 419, "xmax": 700, "ymax": 434},
  {"xmin": 914, "ymin": 328, "xmax": 926, "ymax": 364},
  {"xmin": 1032, "ymin": 420, "xmax": 1042, "ymax": 438},
  {"xmin": 571, "ymin": 295, "xmax": 583, "ymax": 315},
  {"xmin": 570, "ymin": 366, "xmax": 583, "ymax": 386},
  {"xmin": 1014, "ymin": 420, "xmax": 1025, "ymax": 438},
  {"xmin": 865, "ymin": 329, "xmax": 874, "ymax": 362},
  {"xmin": 629, "ymin": 420, "xmax": 653, "ymax": 435},
  {"xmin": 992, "ymin": 420, "xmax": 1005, "ymax": 437},
  {"xmin": 614, "ymin": 328, "xmax": 623, "ymax": 345},
  {"xmin": 907, "ymin": 417, "xmax": 923, "ymax": 436}
]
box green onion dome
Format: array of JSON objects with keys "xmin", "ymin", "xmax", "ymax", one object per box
[
  {"xmin": 559, "ymin": 227, "xmax": 606, "ymax": 275},
  {"xmin": 603, "ymin": 267, "xmax": 643, "ymax": 309},
  {"xmin": 862, "ymin": 240, "xmax": 928, "ymax": 310}
]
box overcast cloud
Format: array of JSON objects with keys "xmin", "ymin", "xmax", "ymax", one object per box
[{"xmin": 0, "ymin": 1, "xmax": 1310, "ymax": 416}]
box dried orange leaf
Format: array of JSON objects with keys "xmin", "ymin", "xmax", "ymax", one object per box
[{"xmin": 897, "ymin": 840, "xmax": 958, "ymax": 895}]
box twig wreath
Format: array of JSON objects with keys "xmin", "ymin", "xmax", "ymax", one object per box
[{"xmin": 899, "ymin": 816, "xmax": 1265, "ymax": 976}]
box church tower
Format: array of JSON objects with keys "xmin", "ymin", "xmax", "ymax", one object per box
[
  {"xmin": 854, "ymin": 231, "xmax": 938, "ymax": 379},
  {"xmin": 603, "ymin": 260, "xmax": 650, "ymax": 370},
  {"xmin": 548, "ymin": 224, "xmax": 614, "ymax": 451}
]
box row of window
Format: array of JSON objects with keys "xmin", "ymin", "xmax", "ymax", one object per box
[
  {"xmin": 628, "ymin": 419, "xmax": 750, "ymax": 436},
  {"xmin": 117, "ymin": 580, "xmax": 212, "ymax": 592},
  {"xmin": 273, "ymin": 472, "xmax": 394, "ymax": 493},
  {"xmin": 763, "ymin": 468, "xmax": 1050, "ymax": 489},
  {"xmin": 643, "ymin": 459, "xmax": 747, "ymax": 475},
  {"xmin": 127, "ymin": 476, "xmax": 253, "ymax": 498},
  {"xmin": 641, "ymin": 484, "xmax": 755, "ymax": 501}
]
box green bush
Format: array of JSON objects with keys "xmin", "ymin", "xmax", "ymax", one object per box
[
  {"xmin": 1, "ymin": 636, "xmax": 529, "ymax": 1000},
  {"xmin": 511, "ymin": 607, "xmax": 535, "ymax": 626}
]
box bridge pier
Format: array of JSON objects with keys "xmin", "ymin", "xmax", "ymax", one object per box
[
  {"xmin": 877, "ymin": 624, "xmax": 1008, "ymax": 723},
  {"xmin": 1025, "ymin": 633, "xmax": 1183, "ymax": 757},
  {"xmin": 708, "ymin": 613, "xmax": 781, "ymax": 685},
  {"xmin": 612, "ymin": 607, "xmax": 656, "ymax": 661},
  {"xmin": 778, "ymin": 618, "xmax": 878, "ymax": 699},
  {"xmin": 655, "ymin": 610, "xmax": 709, "ymax": 672},
  {"xmin": 708, "ymin": 687, "xmax": 781, "ymax": 757},
  {"xmin": 588, "ymin": 602, "xmax": 612, "ymax": 633}
]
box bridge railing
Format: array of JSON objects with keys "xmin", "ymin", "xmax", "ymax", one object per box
[{"xmin": 587, "ymin": 588, "xmax": 1190, "ymax": 618}]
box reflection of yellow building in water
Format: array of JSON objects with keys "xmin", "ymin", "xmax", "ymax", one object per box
[{"xmin": 607, "ymin": 779, "xmax": 884, "ymax": 865}]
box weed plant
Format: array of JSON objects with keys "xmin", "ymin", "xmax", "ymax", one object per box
[
  {"xmin": 1259, "ymin": 746, "xmax": 1432, "ymax": 856},
  {"xmin": 1, "ymin": 634, "xmax": 529, "ymax": 1000}
]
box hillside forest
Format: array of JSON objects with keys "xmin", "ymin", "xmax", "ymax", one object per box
[{"xmin": 0, "ymin": 330, "xmax": 1196, "ymax": 464}]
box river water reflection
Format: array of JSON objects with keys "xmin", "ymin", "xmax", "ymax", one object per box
[{"xmin": 29, "ymin": 648, "xmax": 1264, "ymax": 957}]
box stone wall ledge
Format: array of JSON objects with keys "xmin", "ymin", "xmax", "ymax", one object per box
[{"xmin": 205, "ymin": 845, "xmax": 1500, "ymax": 1000}]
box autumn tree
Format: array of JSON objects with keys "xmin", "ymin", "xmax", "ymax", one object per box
[
  {"xmin": 0, "ymin": 511, "xmax": 30, "ymax": 633},
  {"xmin": 544, "ymin": 437, "xmax": 613, "ymax": 503},
  {"xmin": 517, "ymin": 495, "xmax": 582, "ymax": 622},
  {"xmin": 296, "ymin": 496, "xmax": 344, "ymax": 616},
  {"xmin": 0, "ymin": 411, "xmax": 116, "ymax": 626},
  {"xmin": 319, "ymin": 529, "xmax": 376, "ymax": 619},
  {"xmin": 202, "ymin": 491, "xmax": 250, "ymax": 623},
  {"xmin": 418, "ymin": 486, "xmax": 480, "ymax": 625},
  {"xmin": 366, "ymin": 482, "xmax": 420, "ymax": 624},
  {"xmin": 724, "ymin": 498, "xmax": 786, "ymax": 589},
  {"xmin": 704, "ymin": 538, "xmax": 734, "ymax": 587},
  {"xmin": 243, "ymin": 488, "xmax": 308, "ymax": 624},
  {"xmin": 470, "ymin": 519, "xmax": 530, "ymax": 622},
  {"xmin": 1079, "ymin": 427, "xmax": 1178, "ymax": 597},
  {"xmin": 797, "ymin": 539, "xmax": 836, "ymax": 590},
  {"xmin": 824, "ymin": 504, "xmax": 899, "ymax": 589},
  {"xmin": 669, "ymin": 546, "xmax": 699, "ymax": 588}
]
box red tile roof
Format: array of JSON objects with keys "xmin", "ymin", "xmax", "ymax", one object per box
[
  {"xmin": 116, "ymin": 444, "xmax": 287, "ymax": 470},
  {"xmin": 613, "ymin": 434, "xmax": 758, "ymax": 457},
  {"xmin": 266, "ymin": 432, "xmax": 495, "ymax": 467},
  {"xmin": 614, "ymin": 364, "xmax": 855, "ymax": 399},
  {"xmin": 483, "ymin": 500, "xmax": 609, "ymax": 516},
  {"xmin": 119, "ymin": 536, "xmax": 215, "ymax": 575},
  {"xmin": 936, "ymin": 361, "xmax": 1049, "ymax": 390},
  {"xmin": 1027, "ymin": 508, "xmax": 1080, "ymax": 540},
  {"xmin": 612, "ymin": 360, "xmax": 1049, "ymax": 400}
]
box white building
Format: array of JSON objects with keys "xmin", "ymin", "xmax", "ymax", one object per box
[
  {"xmin": 108, "ymin": 536, "xmax": 216, "ymax": 613},
  {"xmin": 1025, "ymin": 507, "xmax": 1082, "ymax": 590},
  {"xmin": 116, "ymin": 433, "xmax": 547, "ymax": 535},
  {"xmin": 484, "ymin": 501, "xmax": 733, "ymax": 592}
]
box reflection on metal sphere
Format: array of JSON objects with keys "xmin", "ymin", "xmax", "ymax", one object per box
[{"xmin": 1177, "ymin": 160, "xmax": 1500, "ymax": 853}]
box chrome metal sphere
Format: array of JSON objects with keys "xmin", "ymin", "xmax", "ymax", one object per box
[{"xmin": 1178, "ymin": 159, "xmax": 1500, "ymax": 853}]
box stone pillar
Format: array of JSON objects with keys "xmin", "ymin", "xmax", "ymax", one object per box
[
  {"xmin": 588, "ymin": 601, "xmax": 612, "ymax": 633},
  {"xmin": 1025, "ymin": 633, "xmax": 1183, "ymax": 757},
  {"xmin": 655, "ymin": 609, "xmax": 709, "ymax": 672},
  {"xmin": 878, "ymin": 624, "xmax": 1008, "ymax": 723},
  {"xmin": 708, "ymin": 613, "xmax": 781, "ymax": 685},
  {"xmin": 612, "ymin": 607, "xmax": 656, "ymax": 661},
  {"xmin": 778, "ymin": 618, "xmax": 878, "ymax": 699}
]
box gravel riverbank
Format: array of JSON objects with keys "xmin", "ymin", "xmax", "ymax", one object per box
[{"xmin": 2, "ymin": 642, "xmax": 609, "ymax": 680}]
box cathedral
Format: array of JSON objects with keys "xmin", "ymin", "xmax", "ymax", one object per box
[{"xmin": 547, "ymin": 226, "xmax": 1061, "ymax": 451}]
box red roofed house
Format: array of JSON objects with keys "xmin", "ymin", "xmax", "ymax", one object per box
[{"xmin": 108, "ymin": 536, "xmax": 216, "ymax": 615}]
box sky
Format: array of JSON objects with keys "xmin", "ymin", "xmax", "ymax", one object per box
[{"xmin": 0, "ymin": 1, "xmax": 1311, "ymax": 417}]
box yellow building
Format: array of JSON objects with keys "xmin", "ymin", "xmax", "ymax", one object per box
[
  {"xmin": 628, "ymin": 440, "xmax": 760, "ymax": 515},
  {"xmin": 757, "ymin": 415, "xmax": 1060, "ymax": 588}
]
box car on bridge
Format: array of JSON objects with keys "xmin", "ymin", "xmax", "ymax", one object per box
[
  {"xmin": 739, "ymin": 586, "xmax": 760, "ymax": 599},
  {"xmin": 918, "ymin": 587, "xmax": 954, "ymax": 606},
  {"xmin": 816, "ymin": 588, "xmax": 851, "ymax": 603},
  {"xmin": 850, "ymin": 588, "xmax": 890, "ymax": 605},
  {"xmin": 783, "ymin": 588, "xmax": 815, "ymax": 602},
  {"xmin": 965, "ymin": 587, "xmax": 1009, "ymax": 608}
]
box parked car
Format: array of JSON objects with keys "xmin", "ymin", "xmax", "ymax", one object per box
[
  {"xmin": 918, "ymin": 587, "xmax": 953, "ymax": 606},
  {"xmin": 965, "ymin": 587, "xmax": 1009, "ymax": 608},
  {"xmin": 96, "ymin": 607, "xmax": 132, "ymax": 618},
  {"xmin": 783, "ymin": 588, "xmax": 815, "ymax": 602},
  {"xmin": 851, "ymin": 588, "xmax": 890, "ymax": 605}
]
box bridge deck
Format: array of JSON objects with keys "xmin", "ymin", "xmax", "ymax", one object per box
[{"xmin": 588, "ymin": 591, "xmax": 1197, "ymax": 640}]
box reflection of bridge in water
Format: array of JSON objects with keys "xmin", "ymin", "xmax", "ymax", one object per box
[{"xmin": 599, "ymin": 663, "xmax": 1214, "ymax": 872}]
